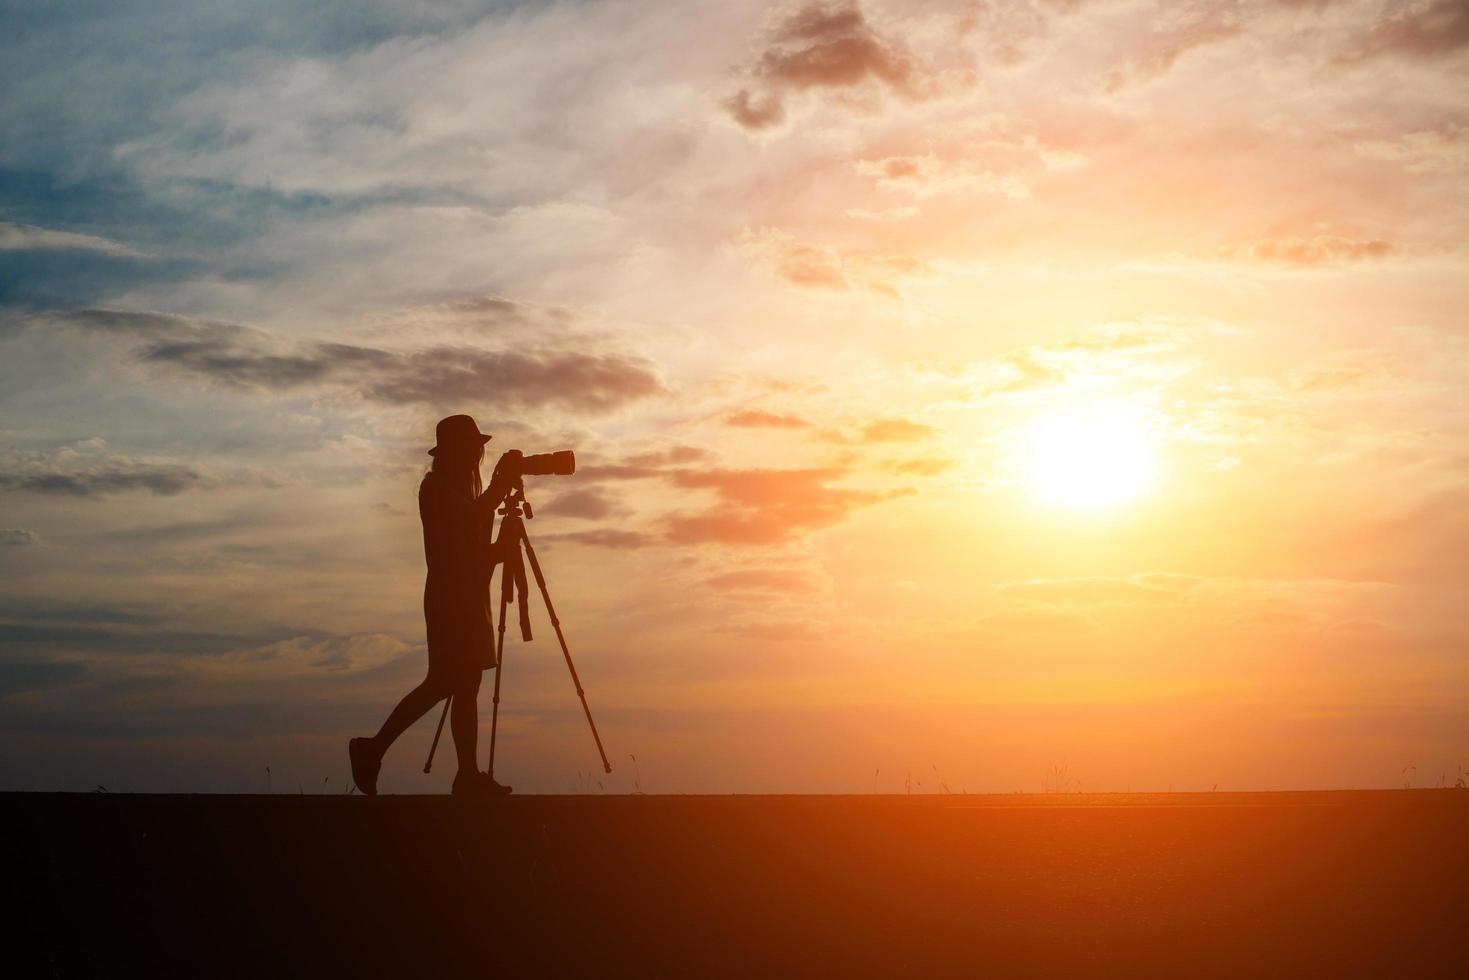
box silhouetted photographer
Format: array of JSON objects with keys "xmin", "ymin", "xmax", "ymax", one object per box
[{"xmin": 349, "ymin": 414, "xmax": 604, "ymax": 798}]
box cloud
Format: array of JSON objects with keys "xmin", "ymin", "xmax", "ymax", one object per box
[
  {"xmin": 576, "ymin": 446, "xmax": 714, "ymax": 483},
  {"xmin": 987, "ymin": 351, "xmax": 1068, "ymax": 395},
  {"xmin": 1335, "ymin": 0, "xmax": 1469, "ymax": 65},
  {"xmin": 724, "ymin": 409, "xmax": 813, "ymax": 429},
  {"xmin": 854, "ymin": 154, "xmax": 1033, "ymax": 200},
  {"xmin": 31, "ymin": 308, "xmax": 667, "ymax": 413},
  {"xmin": 251, "ymin": 633, "xmax": 412, "ymax": 672},
  {"xmin": 1354, "ymin": 126, "xmax": 1469, "ymax": 175},
  {"xmin": 978, "ymin": 608, "xmax": 1096, "ymax": 636},
  {"xmin": 714, "ymin": 620, "xmax": 823, "ymax": 642},
  {"xmin": 664, "ymin": 466, "xmax": 910, "ymax": 544},
  {"xmin": 885, "ymin": 458, "xmax": 953, "ymax": 476},
  {"xmin": 996, "ymin": 576, "xmax": 1185, "ymax": 606},
  {"xmin": 844, "ymin": 205, "xmax": 919, "ymax": 221},
  {"xmin": 704, "ymin": 568, "xmax": 817, "ymax": 593},
  {"xmin": 722, "ymin": 1, "xmax": 971, "ymax": 130},
  {"xmin": 861, "ymin": 418, "xmax": 935, "ymax": 442},
  {"xmin": 738, "ymin": 227, "xmax": 932, "ymax": 297},
  {"xmin": 0, "ymin": 530, "xmax": 40, "ymax": 546},
  {"xmin": 1104, "ymin": 13, "xmax": 1242, "ymax": 93},
  {"xmin": 543, "ymin": 487, "xmax": 620, "ymax": 520},
  {"xmin": 0, "ymin": 660, "xmax": 86, "ymax": 698},
  {"xmin": 358, "ymin": 347, "xmax": 667, "ymax": 412},
  {"xmin": 1225, "ymin": 235, "xmax": 1395, "ymax": 266},
  {"xmin": 0, "ymin": 221, "xmax": 143, "ymax": 256},
  {"xmin": 539, "ymin": 529, "xmax": 659, "ymax": 549},
  {"xmin": 0, "ymin": 617, "xmax": 306, "ymax": 656},
  {"xmin": 0, "ymin": 444, "xmax": 207, "ymax": 498},
  {"xmin": 723, "ymin": 88, "xmax": 787, "ymax": 130}
]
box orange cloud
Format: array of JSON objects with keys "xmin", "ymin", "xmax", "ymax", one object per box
[
  {"xmin": 665, "ymin": 466, "xmax": 910, "ymax": 544},
  {"xmin": 861, "ymin": 418, "xmax": 936, "ymax": 442},
  {"xmin": 1228, "ymin": 235, "xmax": 1394, "ymax": 266},
  {"xmin": 704, "ymin": 569, "xmax": 817, "ymax": 593},
  {"xmin": 739, "ymin": 227, "xmax": 930, "ymax": 296},
  {"xmin": 996, "ymin": 577, "xmax": 1184, "ymax": 606},
  {"xmin": 724, "ymin": 409, "xmax": 814, "ymax": 429}
]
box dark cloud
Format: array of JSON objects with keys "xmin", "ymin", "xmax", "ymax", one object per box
[
  {"xmin": 723, "ymin": 1, "xmax": 968, "ymax": 130},
  {"xmin": 0, "ymin": 244, "xmax": 193, "ymax": 307},
  {"xmin": 32, "ymin": 308, "xmax": 667, "ymax": 413},
  {"xmin": 0, "ymin": 620, "xmax": 309, "ymax": 656},
  {"xmin": 539, "ymin": 528, "xmax": 659, "ymax": 549},
  {"xmin": 576, "ymin": 446, "xmax": 714, "ymax": 482},
  {"xmin": 543, "ymin": 488, "xmax": 619, "ymax": 520},
  {"xmin": 1336, "ymin": 0, "xmax": 1469, "ymax": 65},
  {"xmin": 724, "ymin": 409, "xmax": 813, "ymax": 429},
  {"xmin": 575, "ymin": 463, "xmax": 668, "ymax": 481},
  {"xmin": 139, "ymin": 337, "xmax": 372, "ymax": 387},
  {"xmin": 664, "ymin": 466, "xmax": 910, "ymax": 544},
  {"xmin": 0, "ymin": 451, "xmax": 206, "ymax": 498},
  {"xmin": 362, "ymin": 346, "xmax": 665, "ymax": 412},
  {"xmin": 0, "ymin": 529, "xmax": 40, "ymax": 546},
  {"xmin": 0, "ymin": 598, "xmax": 164, "ymax": 627},
  {"xmin": 0, "ymin": 660, "xmax": 86, "ymax": 698},
  {"xmin": 722, "ymin": 89, "xmax": 786, "ymax": 130}
]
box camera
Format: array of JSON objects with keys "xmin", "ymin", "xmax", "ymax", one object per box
[{"xmin": 496, "ymin": 449, "xmax": 575, "ymax": 480}]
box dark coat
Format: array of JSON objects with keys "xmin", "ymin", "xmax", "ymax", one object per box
[{"xmin": 420, "ymin": 471, "xmax": 501, "ymax": 682}]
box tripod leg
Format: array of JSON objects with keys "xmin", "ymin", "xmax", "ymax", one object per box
[
  {"xmin": 423, "ymin": 695, "xmax": 451, "ymax": 774},
  {"xmin": 520, "ymin": 535, "xmax": 613, "ymax": 774},
  {"xmin": 487, "ymin": 575, "xmax": 512, "ymax": 779}
]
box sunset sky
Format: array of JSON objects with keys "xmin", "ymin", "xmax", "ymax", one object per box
[{"xmin": 2, "ymin": 0, "xmax": 1466, "ymax": 793}]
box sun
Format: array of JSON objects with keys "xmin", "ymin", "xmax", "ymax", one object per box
[{"xmin": 1020, "ymin": 402, "xmax": 1158, "ymax": 509}]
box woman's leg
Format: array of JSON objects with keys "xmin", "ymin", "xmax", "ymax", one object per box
[
  {"xmin": 372, "ymin": 674, "xmax": 449, "ymax": 754},
  {"xmin": 449, "ymin": 669, "xmax": 482, "ymax": 777}
]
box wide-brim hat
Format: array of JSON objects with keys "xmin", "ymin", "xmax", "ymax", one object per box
[{"xmin": 428, "ymin": 414, "xmax": 492, "ymax": 456}]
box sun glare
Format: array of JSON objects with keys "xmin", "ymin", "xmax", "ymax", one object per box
[{"xmin": 1021, "ymin": 403, "xmax": 1158, "ymax": 510}]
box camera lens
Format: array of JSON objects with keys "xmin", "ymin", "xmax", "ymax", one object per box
[{"xmin": 518, "ymin": 451, "xmax": 575, "ymax": 477}]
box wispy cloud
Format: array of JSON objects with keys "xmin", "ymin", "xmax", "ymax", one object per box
[
  {"xmin": 724, "ymin": 408, "xmax": 813, "ymax": 429},
  {"xmin": 0, "ymin": 222, "xmax": 143, "ymax": 256}
]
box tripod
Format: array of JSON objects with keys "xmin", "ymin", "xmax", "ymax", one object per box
[{"xmin": 423, "ymin": 483, "xmax": 612, "ymax": 779}]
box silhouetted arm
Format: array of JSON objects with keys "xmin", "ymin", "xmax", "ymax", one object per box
[
  {"xmin": 476, "ymin": 452, "xmax": 515, "ymax": 522},
  {"xmin": 475, "ymin": 459, "xmax": 515, "ymax": 572}
]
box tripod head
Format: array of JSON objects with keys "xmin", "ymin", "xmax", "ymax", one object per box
[{"xmin": 498, "ymin": 483, "xmax": 533, "ymax": 521}]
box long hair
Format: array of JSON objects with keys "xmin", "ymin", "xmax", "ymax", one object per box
[{"xmin": 426, "ymin": 442, "xmax": 485, "ymax": 500}]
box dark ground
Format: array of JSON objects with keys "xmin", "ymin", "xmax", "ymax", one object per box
[{"xmin": 5, "ymin": 790, "xmax": 1467, "ymax": 978}]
